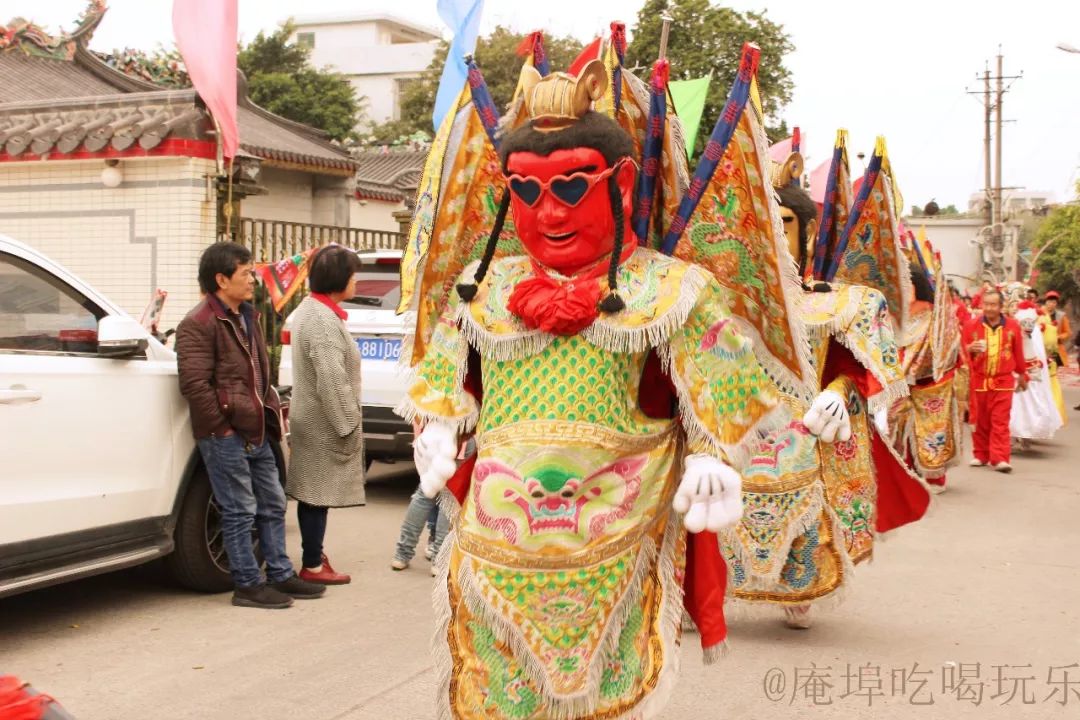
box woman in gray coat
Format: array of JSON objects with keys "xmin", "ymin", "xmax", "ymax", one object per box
[{"xmin": 286, "ymin": 245, "xmax": 365, "ymax": 585}]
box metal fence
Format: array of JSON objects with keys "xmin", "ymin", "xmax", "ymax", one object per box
[
  {"xmin": 224, "ymin": 217, "xmax": 405, "ymax": 262},
  {"xmin": 221, "ymin": 217, "xmax": 406, "ymax": 383}
]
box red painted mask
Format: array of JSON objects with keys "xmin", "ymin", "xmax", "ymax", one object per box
[{"xmin": 505, "ymin": 147, "xmax": 636, "ymax": 276}]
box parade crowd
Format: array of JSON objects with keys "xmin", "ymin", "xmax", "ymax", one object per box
[{"xmin": 166, "ymin": 36, "xmax": 1076, "ymax": 720}]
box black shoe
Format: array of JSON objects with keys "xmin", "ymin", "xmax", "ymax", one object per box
[
  {"xmin": 232, "ymin": 584, "xmax": 294, "ymax": 609},
  {"xmin": 271, "ymin": 574, "xmax": 327, "ymax": 599}
]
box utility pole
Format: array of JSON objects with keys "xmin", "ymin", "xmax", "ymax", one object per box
[
  {"xmin": 993, "ymin": 49, "xmax": 1004, "ymax": 252},
  {"xmin": 967, "ymin": 49, "xmax": 1022, "ymax": 283},
  {"xmin": 983, "ymin": 64, "xmax": 992, "ymax": 228}
]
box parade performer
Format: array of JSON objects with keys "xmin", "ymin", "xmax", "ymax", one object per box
[
  {"xmin": 962, "ymin": 290, "xmax": 1029, "ymax": 472},
  {"xmin": 1010, "ymin": 301, "xmax": 1062, "ymax": 447},
  {"xmin": 711, "ymin": 129, "xmax": 929, "ymax": 629},
  {"xmin": 398, "ymin": 56, "xmax": 783, "ymax": 720},
  {"xmin": 1041, "ymin": 291, "xmax": 1069, "ymax": 423},
  {"xmin": 1044, "ymin": 291, "xmax": 1072, "ymax": 365},
  {"xmin": 889, "ymin": 236, "xmax": 963, "ymax": 491}
]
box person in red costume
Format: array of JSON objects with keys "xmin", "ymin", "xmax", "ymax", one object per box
[{"xmin": 962, "ymin": 290, "xmax": 1029, "ymax": 472}]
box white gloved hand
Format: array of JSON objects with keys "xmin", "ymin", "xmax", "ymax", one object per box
[
  {"xmin": 413, "ymin": 421, "xmax": 459, "ymax": 498},
  {"xmin": 803, "ymin": 390, "xmax": 852, "ymax": 443},
  {"xmin": 873, "ymin": 407, "xmax": 889, "ymax": 436},
  {"xmin": 673, "ymin": 454, "xmax": 743, "ymax": 533}
]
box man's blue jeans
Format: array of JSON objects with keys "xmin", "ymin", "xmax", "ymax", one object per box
[
  {"xmin": 394, "ymin": 487, "xmax": 448, "ymax": 563},
  {"xmin": 197, "ymin": 435, "xmax": 294, "ymax": 588}
]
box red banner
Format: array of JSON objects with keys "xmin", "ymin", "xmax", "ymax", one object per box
[{"xmin": 173, "ymin": 0, "xmax": 239, "ymax": 159}]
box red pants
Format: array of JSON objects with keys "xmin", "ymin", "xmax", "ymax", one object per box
[{"xmin": 971, "ymin": 390, "xmax": 1014, "ymax": 464}]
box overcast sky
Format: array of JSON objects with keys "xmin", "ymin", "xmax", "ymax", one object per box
[{"xmin": 12, "ymin": 0, "xmax": 1080, "ymax": 209}]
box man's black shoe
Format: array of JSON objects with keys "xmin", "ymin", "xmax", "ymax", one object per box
[
  {"xmin": 232, "ymin": 584, "xmax": 294, "ymax": 609},
  {"xmin": 272, "ymin": 574, "xmax": 327, "ymax": 599}
]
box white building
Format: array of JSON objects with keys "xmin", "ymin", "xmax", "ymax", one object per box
[
  {"xmin": 904, "ymin": 217, "xmax": 986, "ymax": 292},
  {"xmin": 289, "ymin": 13, "xmax": 440, "ymax": 128},
  {"xmin": 967, "ymin": 190, "xmax": 1056, "ymax": 216}
]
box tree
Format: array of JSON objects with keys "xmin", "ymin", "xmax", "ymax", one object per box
[
  {"xmin": 1034, "ymin": 186, "xmax": 1080, "ymax": 303},
  {"xmin": 238, "ymin": 22, "xmax": 361, "ymax": 142},
  {"xmin": 366, "ymin": 27, "xmax": 584, "ymax": 144},
  {"xmin": 625, "ymin": 0, "xmax": 795, "ymax": 151},
  {"xmin": 101, "ymin": 22, "xmax": 362, "ymax": 142}
]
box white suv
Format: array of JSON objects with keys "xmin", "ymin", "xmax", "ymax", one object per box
[
  {"xmin": 0, "ymin": 234, "xmax": 272, "ymax": 598},
  {"xmin": 278, "ymin": 250, "xmax": 414, "ymax": 467}
]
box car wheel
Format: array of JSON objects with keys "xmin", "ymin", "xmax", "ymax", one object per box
[{"xmin": 164, "ymin": 466, "xmax": 236, "ymax": 593}]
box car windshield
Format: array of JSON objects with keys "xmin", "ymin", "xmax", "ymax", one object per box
[{"xmin": 343, "ymin": 257, "xmax": 400, "ymax": 310}]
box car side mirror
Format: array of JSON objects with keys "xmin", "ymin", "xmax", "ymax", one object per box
[{"xmin": 97, "ymin": 315, "xmax": 149, "ymax": 358}]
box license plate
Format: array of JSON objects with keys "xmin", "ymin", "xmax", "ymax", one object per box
[{"xmin": 357, "ymin": 337, "xmax": 402, "ymax": 361}]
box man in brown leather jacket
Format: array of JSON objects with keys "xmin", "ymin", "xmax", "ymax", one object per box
[{"xmin": 176, "ymin": 242, "xmax": 324, "ymax": 609}]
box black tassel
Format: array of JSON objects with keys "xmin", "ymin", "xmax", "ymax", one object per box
[
  {"xmin": 600, "ymin": 176, "xmax": 626, "ymax": 314},
  {"xmin": 456, "ymin": 190, "xmax": 511, "ymax": 302},
  {"xmin": 599, "ymin": 293, "xmax": 625, "ymax": 313}
]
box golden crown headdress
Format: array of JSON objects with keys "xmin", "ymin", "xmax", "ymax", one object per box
[
  {"xmin": 519, "ymin": 59, "xmax": 608, "ymax": 132},
  {"xmin": 771, "ymin": 152, "xmax": 804, "ymax": 189}
]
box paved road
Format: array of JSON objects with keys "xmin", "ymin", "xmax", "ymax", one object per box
[{"xmin": 3, "ymin": 395, "xmax": 1080, "ymax": 719}]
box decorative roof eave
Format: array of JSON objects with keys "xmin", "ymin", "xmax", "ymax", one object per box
[
  {"xmin": 0, "ymin": 0, "xmax": 107, "ymax": 61},
  {"xmin": 356, "ymin": 187, "xmax": 406, "ymax": 203},
  {"xmin": 0, "ymin": 90, "xmax": 207, "ymax": 159},
  {"xmin": 255, "ymin": 152, "xmax": 356, "ymax": 177},
  {"xmin": 0, "ymin": 137, "xmax": 216, "ymax": 164},
  {"xmin": 236, "ymin": 91, "xmax": 358, "ymax": 170}
]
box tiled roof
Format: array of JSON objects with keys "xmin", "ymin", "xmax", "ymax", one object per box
[
  {"xmin": 353, "ymin": 147, "xmax": 427, "ymax": 202},
  {"xmin": 0, "ymin": 42, "xmax": 356, "ymax": 173},
  {"xmin": 238, "ymin": 106, "xmax": 356, "ymax": 174},
  {"xmin": 0, "ymin": 51, "xmax": 117, "ymax": 102}
]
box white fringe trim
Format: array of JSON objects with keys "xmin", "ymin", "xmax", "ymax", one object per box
[
  {"xmin": 658, "ymin": 336, "xmax": 793, "ymax": 470},
  {"xmin": 393, "ymin": 395, "xmax": 478, "ymax": 436},
  {"xmin": 811, "ymin": 316, "xmax": 911, "ymax": 416},
  {"xmin": 431, "ymin": 526, "xmax": 456, "ymax": 720},
  {"xmin": 457, "ymin": 308, "xmax": 555, "ymax": 362},
  {"xmin": 626, "ymin": 510, "xmax": 691, "ymax": 718},
  {"xmin": 701, "ymin": 640, "xmax": 730, "ymax": 666},
  {"xmin": 582, "ymin": 265, "xmax": 709, "ymax": 354},
  {"xmin": 882, "ymin": 175, "xmax": 918, "ymax": 347},
  {"xmin": 455, "ymin": 255, "xmax": 717, "ymax": 361},
  {"xmin": 746, "ymin": 109, "xmax": 817, "ymax": 403}
]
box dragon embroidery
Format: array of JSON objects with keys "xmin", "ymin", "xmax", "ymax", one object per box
[{"xmin": 472, "ymin": 455, "xmax": 648, "ymax": 547}]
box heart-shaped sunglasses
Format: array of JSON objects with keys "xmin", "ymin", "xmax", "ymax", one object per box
[{"xmin": 507, "ymin": 157, "xmax": 636, "ymax": 209}]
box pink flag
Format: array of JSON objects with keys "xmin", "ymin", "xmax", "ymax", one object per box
[
  {"xmin": 768, "ymin": 136, "xmax": 792, "ymax": 163},
  {"xmin": 807, "ymin": 158, "xmax": 830, "ymax": 204},
  {"xmin": 173, "ymin": 0, "xmax": 239, "ymax": 159}
]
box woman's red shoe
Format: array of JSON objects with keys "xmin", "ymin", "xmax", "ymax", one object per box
[{"xmin": 299, "ymin": 554, "xmax": 351, "ymax": 585}]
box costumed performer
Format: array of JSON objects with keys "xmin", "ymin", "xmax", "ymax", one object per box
[{"xmin": 399, "ymin": 59, "xmax": 780, "ymax": 720}]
